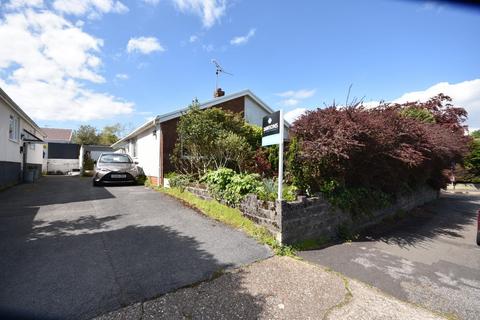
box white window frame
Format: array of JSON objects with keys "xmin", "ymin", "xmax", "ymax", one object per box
[
  {"xmin": 9, "ymin": 114, "xmax": 20, "ymax": 142},
  {"xmin": 131, "ymin": 139, "xmax": 137, "ymax": 158}
]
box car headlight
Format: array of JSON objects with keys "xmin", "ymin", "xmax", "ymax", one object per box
[{"xmin": 98, "ymin": 168, "xmax": 109, "ymax": 172}]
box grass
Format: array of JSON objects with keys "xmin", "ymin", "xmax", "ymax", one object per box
[{"xmin": 154, "ymin": 186, "xmax": 295, "ymax": 256}]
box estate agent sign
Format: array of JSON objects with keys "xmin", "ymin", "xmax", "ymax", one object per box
[
  {"xmin": 261, "ymin": 110, "xmax": 284, "ymax": 200},
  {"xmin": 261, "ymin": 111, "xmax": 281, "ymax": 147}
]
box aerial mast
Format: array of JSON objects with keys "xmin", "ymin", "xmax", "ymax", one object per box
[{"xmin": 211, "ymin": 59, "xmax": 232, "ymax": 97}]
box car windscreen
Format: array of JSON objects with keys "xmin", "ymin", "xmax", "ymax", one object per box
[{"xmin": 99, "ymin": 154, "xmax": 132, "ymax": 163}]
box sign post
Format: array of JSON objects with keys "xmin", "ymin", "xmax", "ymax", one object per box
[
  {"xmin": 261, "ymin": 110, "xmax": 284, "ymax": 200},
  {"xmin": 277, "ymin": 110, "xmax": 284, "ymax": 201}
]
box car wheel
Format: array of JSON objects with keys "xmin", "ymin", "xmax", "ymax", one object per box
[{"xmin": 93, "ymin": 180, "xmax": 101, "ymax": 187}]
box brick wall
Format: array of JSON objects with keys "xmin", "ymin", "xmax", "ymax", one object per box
[{"xmin": 148, "ymin": 176, "xmax": 159, "ymax": 186}]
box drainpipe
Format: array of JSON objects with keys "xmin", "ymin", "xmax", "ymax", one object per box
[{"xmin": 155, "ymin": 116, "xmax": 162, "ymax": 187}]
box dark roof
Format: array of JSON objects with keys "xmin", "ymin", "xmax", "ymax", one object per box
[{"xmin": 41, "ymin": 128, "xmax": 73, "ymax": 142}]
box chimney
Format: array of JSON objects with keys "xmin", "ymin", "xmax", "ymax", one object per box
[{"xmin": 214, "ymin": 87, "xmax": 225, "ymax": 98}]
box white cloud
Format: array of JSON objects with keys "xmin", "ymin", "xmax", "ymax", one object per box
[
  {"xmin": 52, "ymin": 0, "xmax": 129, "ymax": 18},
  {"xmin": 230, "ymin": 28, "xmax": 256, "ymax": 46},
  {"xmin": 143, "ymin": 0, "xmax": 160, "ymax": 5},
  {"xmin": 171, "ymin": 0, "xmax": 226, "ymax": 28},
  {"xmin": 0, "ymin": 8, "xmax": 134, "ymax": 121},
  {"xmin": 276, "ymin": 88, "xmax": 316, "ymax": 107},
  {"xmin": 285, "ymin": 108, "xmax": 306, "ymax": 124},
  {"xmin": 392, "ymin": 79, "xmax": 480, "ymax": 128},
  {"xmin": 115, "ymin": 73, "xmax": 128, "ymax": 80},
  {"xmin": 127, "ymin": 36, "xmax": 165, "ymax": 54},
  {"xmin": 5, "ymin": 0, "xmax": 44, "ymax": 9},
  {"xmin": 189, "ymin": 34, "xmax": 198, "ymax": 43},
  {"xmin": 277, "ymin": 89, "xmax": 316, "ymax": 99},
  {"xmin": 202, "ymin": 43, "xmax": 214, "ymax": 52}
]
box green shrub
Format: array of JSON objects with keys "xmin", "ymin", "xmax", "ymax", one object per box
[
  {"xmin": 223, "ymin": 173, "xmax": 262, "ymax": 205},
  {"xmin": 256, "ymin": 179, "xmax": 298, "ymax": 202},
  {"xmin": 283, "ymin": 184, "xmax": 298, "ymax": 202},
  {"xmin": 136, "ymin": 174, "xmax": 147, "ymax": 185},
  {"xmin": 257, "ymin": 178, "xmax": 277, "ymax": 201},
  {"xmin": 169, "ymin": 173, "xmax": 194, "ymax": 191},
  {"xmin": 83, "ymin": 158, "xmax": 94, "ymax": 170},
  {"xmin": 321, "ymin": 180, "xmax": 392, "ymax": 217},
  {"xmin": 202, "ymin": 168, "xmax": 262, "ymax": 205}
]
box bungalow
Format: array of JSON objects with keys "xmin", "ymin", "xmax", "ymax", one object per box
[
  {"xmin": 112, "ymin": 89, "xmax": 285, "ymax": 186},
  {"xmin": 0, "ymin": 88, "xmax": 45, "ymax": 189}
]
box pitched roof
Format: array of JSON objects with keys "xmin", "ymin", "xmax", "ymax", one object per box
[
  {"xmin": 41, "ymin": 128, "xmax": 73, "ymax": 142},
  {"xmin": 0, "ymin": 87, "xmax": 46, "ymax": 138},
  {"xmin": 111, "ymin": 89, "xmax": 276, "ymax": 148}
]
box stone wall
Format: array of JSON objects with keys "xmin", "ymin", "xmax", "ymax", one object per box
[
  {"xmin": 279, "ymin": 186, "xmax": 439, "ymax": 244},
  {"xmin": 185, "ymin": 185, "xmax": 439, "ymax": 245},
  {"xmin": 186, "ymin": 186, "xmax": 213, "ymax": 201}
]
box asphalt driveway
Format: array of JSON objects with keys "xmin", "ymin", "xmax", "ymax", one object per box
[
  {"xmin": 0, "ymin": 176, "xmax": 271, "ymax": 319},
  {"xmin": 300, "ymin": 192, "xmax": 480, "ymax": 320}
]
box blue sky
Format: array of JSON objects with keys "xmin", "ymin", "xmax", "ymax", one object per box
[{"xmin": 1, "ymin": 0, "xmax": 479, "ymax": 133}]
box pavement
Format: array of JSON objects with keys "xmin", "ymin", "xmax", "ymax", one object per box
[
  {"xmin": 0, "ymin": 176, "xmax": 271, "ymax": 319},
  {"xmin": 300, "ymin": 192, "xmax": 480, "ymax": 320},
  {"xmin": 96, "ymin": 256, "xmax": 444, "ymax": 320}
]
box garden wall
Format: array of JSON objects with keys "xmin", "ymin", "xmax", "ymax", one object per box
[
  {"xmin": 186, "ymin": 185, "xmax": 439, "ymax": 245},
  {"xmin": 279, "ymin": 186, "xmax": 439, "ymax": 244}
]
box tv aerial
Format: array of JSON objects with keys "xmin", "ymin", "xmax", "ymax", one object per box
[{"xmin": 211, "ymin": 59, "xmax": 232, "ymax": 92}]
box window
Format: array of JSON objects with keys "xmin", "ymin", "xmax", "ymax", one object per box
[
  {"xmin": 131, "ymin": 139, "xmax": 137, "ymax": 157},
  {"xmin": 29, "ymin": 130, "xmax": 36, "ymax": 150},
  {"xmin": 99, "ymin": 154, "xmax": 132, "ymax": 163},
  {"xmin": 9, "ymin": 115, "xmax": 19, "ymax": 141}
]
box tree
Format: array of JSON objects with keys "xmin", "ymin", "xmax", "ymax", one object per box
[
  {"xmin": 72, "ymin": 125, "xmax": 99, "ymax": 145},
  {"xmin": 464, "ymin": 140, "xmax": 480, "ymax": 177},
  {"xmin": 471, "ymin": 130, "xmax": 480, "ymax": 139},
  {"xmin": 171, "ymin": 100, "xmax": 260, "ymax": 176},
  {"xmin": 290, "ymin": 94, "xmax": 470, "ymax": 194},
  {"xmin": 98, "ymin": 123, "xmax": 123, "ymax": 145}
]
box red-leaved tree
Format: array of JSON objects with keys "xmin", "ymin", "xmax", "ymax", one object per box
[{"xmin": 290, "ymin": 94, "xmax": 470, "ymax": 194}]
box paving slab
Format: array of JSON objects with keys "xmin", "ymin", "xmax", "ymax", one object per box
[
  {"xmin": 96, "ymin": 256, "xmax": 444, "ymax": 320},
  {"xmin": 300, "ymin": 192, "xmax": 480, "ymax": 320}
]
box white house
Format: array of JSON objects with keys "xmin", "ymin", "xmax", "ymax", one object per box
[
  {"xmin": 0, "ymin": 88, "xmax": 45, "ymax": 188},
  {"xmin": 112, "ymin": 89, "xmax": 287, "ymax": 186}
]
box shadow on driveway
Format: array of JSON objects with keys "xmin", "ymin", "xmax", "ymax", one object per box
[
  {"xmin": 0, "ymin": 176, "xmax": 270, "ymax": 319},
  {"xmin": 358, "ymin": 192, "xmax": 479, "ymax": 249}
]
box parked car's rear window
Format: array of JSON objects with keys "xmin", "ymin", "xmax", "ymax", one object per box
[{"xmin": 99, "ymin": 154, "xmax": 132, "ymax": 163}]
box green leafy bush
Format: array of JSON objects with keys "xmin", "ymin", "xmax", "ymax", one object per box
[
  {"xmin": 202, "ymin": 168, "xmax": 262, "ymax": 205},
  {"xmin": 136, "ymin": 174, "xmax": 147, "ymax": 185},
  {"xmin": 320, "ymin": 180, "xmax": 392, "ymax": 217},
  {"xmin": 256, "ymin": 179, "xmax": 298, "ymax": 202},
  {"xmin": 224, "ymin": 173, "xmax": 262, "ymax": 204},
  {"xmin": 169, "ymin": 173, "xmax": 194, "ymax": 191},
  {"xmin": 171, "ymin": 102, "xmax": 261, "ymax": 176},
  {"xmin": 83, "ymin": 158, "xmax": 94, "ymax": 170}
]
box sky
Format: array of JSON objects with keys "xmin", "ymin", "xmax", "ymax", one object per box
[{"xmin": 0, "ymin": 0, "xmax": 479, "ymax": 134}]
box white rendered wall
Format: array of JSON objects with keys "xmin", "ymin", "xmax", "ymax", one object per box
[
  {"xmin": 0, "ymin": 100, "xmax": 43, "ymax": 165},
  {"xmin": 0, "ymin": 99, "xmax": 22, "ymax": 163},
  {"xmin": 128, "ymin": 127, "xmax": 160, "ymax": 178},
  {"xmin": 46, "ymin": 159, "xmax": 79, "ymax": 174},
  {"xmin": 244, "ymin": 96, "xmax": 289, "ymax": 138}
]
